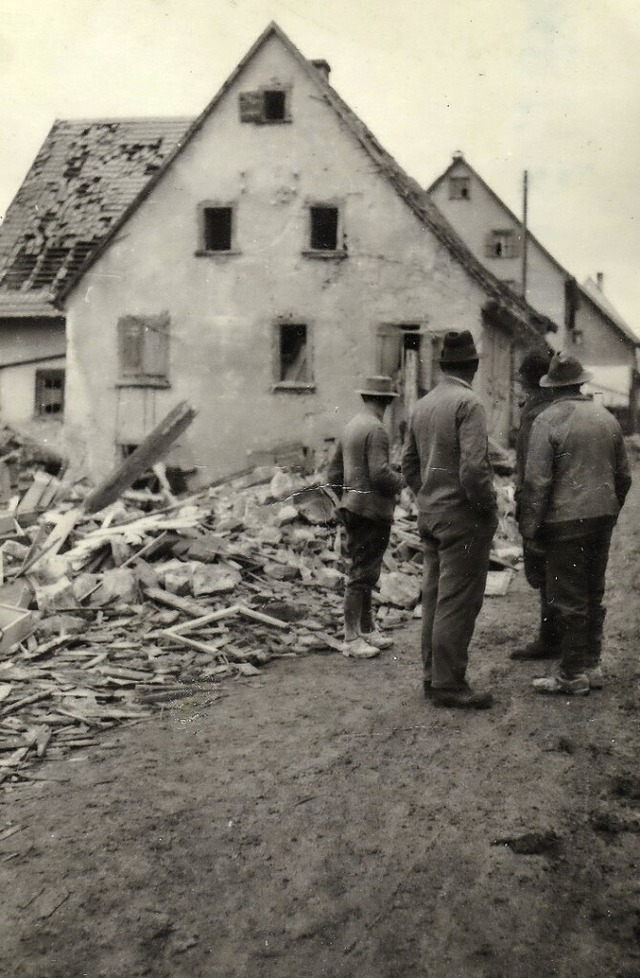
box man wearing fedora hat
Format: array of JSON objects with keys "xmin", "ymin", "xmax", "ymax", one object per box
[
  {"xmin": 519, "ymin": 351, "xmax": 631, "ymax": 695},
  {"xmin": 402, "ymin": 330, "xmax": 498, "ymax": 709},
  {"xmin": 328, "ymin": 375, "xmax": 402, "ymax": 658}
]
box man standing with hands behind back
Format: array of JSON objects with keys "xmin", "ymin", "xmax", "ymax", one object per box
[
  {"xmin": 402, "ymin": 330, "xmax": 497, "ymax": 709},
  {"xmin": 328, "ymin": 375, "xmax": 402, "ymax": 659}
]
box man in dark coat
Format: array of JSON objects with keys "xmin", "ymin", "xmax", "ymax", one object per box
[
  {"xmin": 402, "ymin": 331, "xmax": 497, "ymax": 709},
  {"xmin": 511, "ymin": 349, "xmax": 558, "ymax": 660},
  {"xmin": 519, "ymin": 352, "xmax": 632, "ymax": 695},
  {"xmin": 328, "ymin": 376, "xmax": 402, "ymax": 658}
]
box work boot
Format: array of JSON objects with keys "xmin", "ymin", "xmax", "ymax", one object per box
[
  {"xmin": 342, "ymin": 636, "xmax": 380, "ymax": 659},
  {"xmin": 531, "ymin": 673, "xmax": 589, "ymax": 696},
  {"xmin": 361, "ymin": 629, "xmax": 393, "ymax": 650},
  {"xmin": 432, "ymin": 687, "xmax": 493, "ymax": 709},
  {"xmin": 585, "ymin": 666, "xmax": 604, "ymax": 690},
  {"xmin": 511, "ymin": 639, "xmax": 559, "ymax": 661},
  {"xmin": 511, "ymin": 610, "xmax": 561, "ymax": 660}
]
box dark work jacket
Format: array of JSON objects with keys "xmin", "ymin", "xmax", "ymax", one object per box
[
  {"xmin": 514, "ymin": 388, "xmax": 555, "ymax": 519},
  {"xmin": 519, "ymin": 394, "xmax": 632, "ymax": 540},
  {"xmin": 401, "ymin": 375, "xmax": 497, "ymax": 527},
  {"xmin": 328, "ymin": 408, "xmax": 401, "ymax": 523}
]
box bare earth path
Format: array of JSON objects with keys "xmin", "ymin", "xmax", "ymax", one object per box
[{"xmin": 0, "ymin": 469, "xmax": 639, "ymax": 978}]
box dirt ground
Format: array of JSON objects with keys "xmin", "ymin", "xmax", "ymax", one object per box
[{"xmin": 0, "ymin": 467, "xmax": 639, "ymax": 978}]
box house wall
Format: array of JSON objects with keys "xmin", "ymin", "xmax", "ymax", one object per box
[
  {"xmin": 573, "ymin": 295, "xmax": 636, "ymax": 368},
  {"xmin": 430, "ymin": 161, "xmax": 568, "ymax": 348},
  {"xmin": 64, "ymin": 35, "xmax": 528, "ymax": 484},
  {"xmin": 0, "ymin": 318, "xmax": 66, "ymax": 442}
]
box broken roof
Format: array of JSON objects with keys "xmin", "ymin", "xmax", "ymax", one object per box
[
  {"xmin": 55, "ymin": 23, "xmax": 554, "ymax": 339},
  {"xmin": 0, "ymin": 117, "xmax": 191, "ymax": 317},
  {"xmin": 429, "ymin": 155, "xmax": 637, "ymax": 348}
]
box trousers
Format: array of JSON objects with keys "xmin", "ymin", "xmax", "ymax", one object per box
[
  {"xmin": 545, "ymin": 522, "xmax": 613, "ymax": 679},
  {"xmin": 523, "ymin": 545, "xmax": 561, "ymax": 650},
  {"xmin": 340, "ymin": 510, "xmax": 391, "ymax": 635},
  {"xmin": 419, "ymin": 512, "xmax": 496, "ymax": 689}
]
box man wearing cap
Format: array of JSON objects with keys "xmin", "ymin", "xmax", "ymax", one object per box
[
  {"xmin": 511, "ymin": 349, "xmax": 559, "ymax": 661},
  {"xmin": 328, "ymin": 376, "xmax": 402, "ymax": 658},
  {"xmin": 402, "ymin": 331, "xmax": 497, "ymax": 709},
  {"xmin": 519, "ymin": 351, "xmax": 631, "ymax": 695}
]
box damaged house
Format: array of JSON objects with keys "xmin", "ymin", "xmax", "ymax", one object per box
[
  {"xmin": 0, "ymin": 118, "xmax": 189, "ymax": 446},
  {"xmin": 6, "ymin": 24, "xmax": 554, "ymax": 484},
  {"xmin": 429, "ymin": 154, "xmax": 640, "ymax": 432}
]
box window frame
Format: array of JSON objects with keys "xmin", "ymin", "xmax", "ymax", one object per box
[
  {"xmin": 449, "ymin": 176, "xmax": 471, "ymax": 200},
  {"xmin": 116, "ymin": 312, "xmax": 170, "ymax": 389},
  {"xmin": 34, "ymin": 367, "xmax": 65, "ymax": 418},
  {"xmin": 486, "ymin": 228, "xmax": 520, "ymax": 259},
  {"xmin": 272, "ymin": 319, "xmax": 315, "ymax": 393},
  {"xmin": 196, "ymin": 202, "xmax": 239, "ymax": 257},
  {"xmin": 238, "ymin": 85, "xmax": 292, "ymax": 125},
  {"xmin": 302, "ymin": 201, "xmax": 347, "ymax": 259}
]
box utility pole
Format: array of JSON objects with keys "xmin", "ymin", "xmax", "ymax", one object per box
[{"xmin": 521, "ymin": 170, "xmax": 529, "ymax": 299}]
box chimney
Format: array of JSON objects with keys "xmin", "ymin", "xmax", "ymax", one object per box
[
  {"xmin": 453, "ymin": 150, "xmax": 464, "ymax": 160},
  {"xmin": 596, "ymin": 271, "xmax": 604, "ymax": 291},
  {"xmin": 311, "ymin": 59, "xmax": 331, "ymax": 81}
]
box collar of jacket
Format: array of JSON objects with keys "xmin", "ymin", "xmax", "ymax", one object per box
[{"xmin": 441, "ymin": 375, "xmax": 473, "ymax": 391}]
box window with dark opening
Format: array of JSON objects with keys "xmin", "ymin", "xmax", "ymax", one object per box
[
  {"xmin": 310, "ymin": 206, "xmax": 339, "ymax": 251},
  {"xmin": 449, "ymin": 177, "xmax": 470, "ymax": 200},
  {"xmin": 278, "ymin": 323, "xmax": 311, "ymax": 384},
  {"xmin": 263, "ymin": 90, "xmax": 287, "ymax": 121},
  {"xmin": 203, "ymin": 207, "xmax": 233, "ymax": 251},
  {"xmin": 35, "ymin": 369, "xmax": 65, "ymax": 417},
  {"xmin": 485, "ymin": 229, "xmax": 519, "ymax": 259}
]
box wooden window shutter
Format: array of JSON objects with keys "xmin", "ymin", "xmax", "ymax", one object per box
[
  {"xmin": 484, "ymin": 232, "xmax": 496, "ymax": 258},
  {"xmin": 142, "ymin": 312, "xmax": 170, "ymax": 377},
  {"xmin": 119, "ymin": 316, "xmax": 145, "ymax": 376},
  {"xmin": 239, "ymin": 91, "xmax": 265, "ymax": 123},
  {"xmin": 375, "ymin": 327, "xmax": 402, "ymax": 378}
]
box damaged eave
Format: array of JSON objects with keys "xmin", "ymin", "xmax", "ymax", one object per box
[{"xmin": 482, "ymin": 296, "xmax": 556, "ymax": 344}]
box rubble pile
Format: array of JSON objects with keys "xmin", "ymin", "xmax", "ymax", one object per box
[{"xmin": 0, "ymin": 425, "xmax": 520, "ymax": 787}]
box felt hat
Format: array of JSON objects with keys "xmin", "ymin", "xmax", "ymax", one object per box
[
  {"xmin": 518, "ymin": 350, "xmax": 552, "ymax": 387},
  {"xmin": 539, "ymin": 352, "xmax": 593, "ymax": 388},
  {"xmin": 356, "ymin": 375, "xmax": 399, "ymax": 398},
  {"xmin": 440, "ymin": 330, "xmax": 479, "ymax": 364}
]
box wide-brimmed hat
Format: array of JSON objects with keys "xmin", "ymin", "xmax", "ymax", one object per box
[
  {"xmin": 540, "ymin": 352, "xmax": 593, "ymax": 388},
  {"xmin": 440, "ymin": 330, "xmax": 479, "ymax": 364},
  {"xmin": 356, "ymin": 375, "xmax": 399, "ymax": 398}
]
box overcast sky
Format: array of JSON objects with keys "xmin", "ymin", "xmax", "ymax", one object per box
[{"xmin": 1, "ymin": 0, "xmax": 639, "ymax": 336}]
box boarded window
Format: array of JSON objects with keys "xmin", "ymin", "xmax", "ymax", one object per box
[
  {"xmin": 35, "ymin": 369, "xmax": 65, "ymax": 417},
  {"xmin": 277, "ymin": 323, "xmax": 311, "ymax": 384},
  {"xmin": 239, "ymin": 89, "xmax": 289, "ymax": 123},
  {"xmin": 485, "ymin": 229, "xmax": 519, "ymax": 259},
  {"xmin": 118, "ymin": 312, "xmax": 169, "ymax": 383},
  {"xmin": 310, "ymin": 206, "xmax": 339, "ymax": 250},
  {"xmin": 449, "ymin": 177, "xmax": 470, "ymax": 200},
  {"xmin": 203, "ymin": 207, "xmax": 233, "ymax": 251}
]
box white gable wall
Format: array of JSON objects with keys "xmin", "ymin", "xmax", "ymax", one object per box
[{"xmin": 64, "ymin": 33, "xmax": 519, "ymax": 483}]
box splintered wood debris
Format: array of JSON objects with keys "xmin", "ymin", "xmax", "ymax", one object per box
[{"xmin": 0, "ymin": 431, "xmax": 520, "ymax": 787}]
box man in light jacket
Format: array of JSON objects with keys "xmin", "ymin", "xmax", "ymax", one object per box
[
  {"xmin": 328, "ymin": 376, "xmax": 402, "ymax": 658},
  {"xmin": 519, "ymin": 351, "xmax": 631, "ymax": 695},
  {"xmin": 402, "ymin": 331, "xmax": 497, "ymax": 709}
]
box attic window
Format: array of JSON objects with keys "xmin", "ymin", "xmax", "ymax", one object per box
[
  {"xmin": 35, "ymin": 369, "xmax": 65, "ymax": 417},
  {"xmin": 264, "ymin": 90, "xmax": 286, "ymax": 121},
  {"xmin": 274, "ymin": 323, "xmax": 313, "ymax": 390},
  {"xmin": 202, "ymin": 206, "xmax": 233, "ymax": 251},
  {"xmin": 239, "ymin": 88, "xmax": 290, "ymax": 124},
  {"xmin": 449, "ymin": 177, "xmax": 470, "ymax": 200},
  {"xmin": 486, "ymin": 229, "xmax": 519, "ymax": 259}
]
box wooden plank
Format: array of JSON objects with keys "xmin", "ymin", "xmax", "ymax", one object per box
[
  {"xmin": 143, "ymin": 587, "xmax": 211, "ymax": 618},
  {"xmin": 0, "ymin": 690, "xmax": 52, "ymax": 719},
  {"xmin": 237, "ymin": 605, "xmax": 289, "ymax": 630},
  {"xmin": 161, "ymin": 631, "xmax": 228, "ymax": 657},
  {"xmin": 83, "ymin": 401, "xmax": 196, "ymax": 515},
  {"xmin": 167, "ymin": 605, "xmax": 241, "ymax": 634}
]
